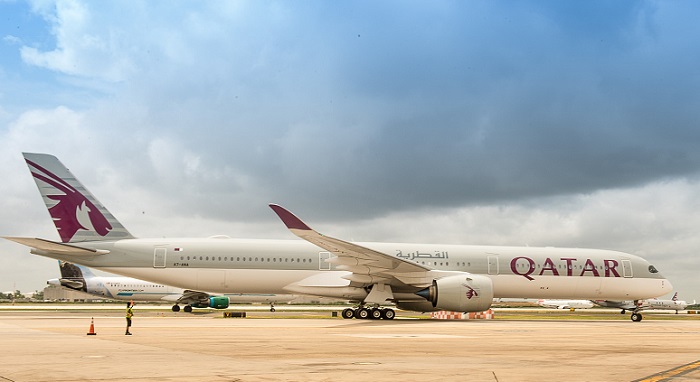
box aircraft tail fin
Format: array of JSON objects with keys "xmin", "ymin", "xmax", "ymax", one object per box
[
  {"xmin": 672, "ymin": 292, "xmax": 678, "ymax": 301},
  {"xmin": 59, "ymin": 260, "xmax": 96, "ymax": 279},
  {"xmin": 23, "ymin": 153, "xmax": 134, "ymax": 243},
  {"xmin": 56, "ymin": 261, "xmax": 88, "ymax": 292}
]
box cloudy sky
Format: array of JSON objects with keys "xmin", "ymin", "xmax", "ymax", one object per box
[{"xmin": 1, "ymin": 1, "xmax": 699, "ymax": 302}]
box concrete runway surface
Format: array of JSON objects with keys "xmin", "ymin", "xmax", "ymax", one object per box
[{"xmin": 1, "ymin": 307, "xmax": 699, "ymax": 381}]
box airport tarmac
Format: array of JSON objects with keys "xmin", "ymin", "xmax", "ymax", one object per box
[{"xmin": 1, "ymin": 306, "xmax": 700, "ymax": 381}]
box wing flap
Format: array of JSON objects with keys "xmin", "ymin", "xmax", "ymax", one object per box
[{"xmin": 3, "ymin": 237, "xmax": 109, "ymax": 255}]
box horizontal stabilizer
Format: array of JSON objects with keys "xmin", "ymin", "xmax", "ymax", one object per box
[
  {"xmin": 3, "ymin": 237, "xmax": 109, "ymax": 255},
  {"xmin": 59, "ymin": 278, "xmax": 85, "ymax": 289}
]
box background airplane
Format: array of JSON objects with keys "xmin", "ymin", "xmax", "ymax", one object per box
[
  {"xmin": 536, "ymin": 299, "xmax": 594, "ymax": 310},
  {"xmin": 49, "ymin": 261, "xmax": 295, "ymax": 312},
  {"xmin": 4, "ymin": 153, "xmax": 673, "ymax": 322},
  {"xmin": 593, "ymin": 292, "xmax": 690, "ymax": 317}
]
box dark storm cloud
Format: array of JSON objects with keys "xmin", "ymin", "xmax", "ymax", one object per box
[{"xmin": 202, "ymin": 1, "xmax": 700, "ymax": 220}]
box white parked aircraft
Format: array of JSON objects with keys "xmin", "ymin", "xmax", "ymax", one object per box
[
  {"xmin": 537, "ymin": 299, "xmax": 594, "ymax": 310},
  {"xmin": 593, "ymin": 292, "xmax": 690, "ymax": 319},
  {"xmin": 4, "ymin": 153, "xmax": 673, "ymax": 321},
  {"xmin": 48, "ymin": 261, "xmax": 294, "ymax": 312}
]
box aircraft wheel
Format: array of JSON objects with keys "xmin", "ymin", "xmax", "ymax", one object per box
[
  {"xmin": 184, "ymin": 305, "xmax": 193, "ymax": 313},
  {"xmin": 357, "ymin": 308, "xmax": 370, "ymax": 319},
  {"xmin": 342, "ymin": 308, "xmax": 355, "ymax": 319},
  {"xmin": 382, "ymin": 308, "xmax": 395, "ymax": 320},
  {"xmin": 620, "ymin": 309, "xmax": 626, "ymax": 314},
  {"xmin": 631, "ymin": 313, "xmax": 643, "ymax": 322},
  {"xmin": 172, "ymin": 305, "xmax": 180, "ymax": 312},
  {"xmin": 270, "ymin": 307, "xmax": 276, "ymax": 312},
  {"xmin": 370, "ymin": 308, "xmax": 383, "ymax": 320}
]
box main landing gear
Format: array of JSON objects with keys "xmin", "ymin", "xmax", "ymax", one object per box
[
  {"xmin": 341, "ymin": 307, "xmax": 395, "ymax": 320},
  {"xmin": 171, "ymin": 304, "xmax": 194, "ymax": 313}
]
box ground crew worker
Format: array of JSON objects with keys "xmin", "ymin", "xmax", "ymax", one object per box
[{"xmin": 125, "ymin": 301, "xmax": 134, "ymax": 335}]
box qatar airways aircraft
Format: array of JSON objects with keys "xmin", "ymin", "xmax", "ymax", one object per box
[
  {"xmin": 4, "ymin": 153, "xmax": 673, "ymax": 321},
  {"xmin": 49, "ymin": 261, "xmax": 294, "ymax": 312}
]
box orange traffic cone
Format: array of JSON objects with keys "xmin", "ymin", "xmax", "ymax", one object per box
[{"xmin": 87, "ymin": 317, "xmax": 97, "ymax": 336}]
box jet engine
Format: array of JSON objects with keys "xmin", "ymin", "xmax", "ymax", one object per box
[
  {"xmin": 416, "ymin": 274, "xmax": 493, "ymax": 312},
  {"xmin": 192, "ymin": 296, "xmax": 230, "ymax": 309}
]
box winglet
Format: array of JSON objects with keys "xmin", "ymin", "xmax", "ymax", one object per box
[{"xmin": 268, "ymin": 204, "xmax": 312, "ymax": 231}]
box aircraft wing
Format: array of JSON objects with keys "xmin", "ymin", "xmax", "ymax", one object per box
[
  {"xmin": 269, "ymin": 204, "xmax": 432, "ymax": 287},
  {"xmin": 3, "ymin": 237, "xmax": 109, "ymax": 255}
]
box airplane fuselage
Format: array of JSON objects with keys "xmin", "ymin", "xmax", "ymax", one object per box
[{"xmin": 36, "ymin": 237, "xmax": 671, "ymax": 302}]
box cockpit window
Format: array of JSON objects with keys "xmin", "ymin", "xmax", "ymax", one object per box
[{"xmin": 648, "ymin": 265, "xmax": 658, "ymax": 274}]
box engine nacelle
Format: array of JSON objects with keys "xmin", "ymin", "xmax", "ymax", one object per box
[
  {"xmin": 192, "ymin": 296, "xmax": 230, "ymax": 309},
  {"xmin": 395, "ymin": 301, "xmax": 436, "ymax": 312},
  {"xmin": 416, "ymin": 274, "xmax": 493, "ymax": 312}
]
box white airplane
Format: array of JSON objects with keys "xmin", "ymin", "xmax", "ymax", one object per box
[
  {"xmin": 593, "ymin": 292, "xmax": 690, "ymax": 318},
  {"xmin": 4, "ymin": 153, "xmax": 673, "ymax": 321},
  {"xmin": 537, "ymin": 299, "xmax": 594, "ymax": 310},
  {"xmin": 48, "ymin": 261, "xmax": 294, "ymax": 312}
]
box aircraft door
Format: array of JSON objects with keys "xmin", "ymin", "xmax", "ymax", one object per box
[
  {"xmin": 622, "ymin": 259, "xmax": 633, "ymax": 278},
  {"xmin": 487, "ymin": 254, "xmax": 499, "ymax": 275},
  {"xmin": 319, "ymin": 251, "xmax": 331, "ymax": 270},
  {"xmin": 153, "ymin": 248, "xmax": 166, "ymax": 268}
]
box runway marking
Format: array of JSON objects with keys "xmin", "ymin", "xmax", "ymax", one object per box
[
  {"xmin": 633, "ymin": 360, "xmax": 700, "ymax": 382},
  {"xmin": 338, "ymin": 333, "xmax": 471, "ymax": 339}
]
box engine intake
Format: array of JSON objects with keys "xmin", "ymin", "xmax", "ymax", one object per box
[{"xmin": 416, "ymin": 274, "xmax": 493, "ymax": 312}]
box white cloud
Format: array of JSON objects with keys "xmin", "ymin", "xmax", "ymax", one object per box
[{"xmin": 21, "ymin": 0, "xmax": 137, "ymax": 81}]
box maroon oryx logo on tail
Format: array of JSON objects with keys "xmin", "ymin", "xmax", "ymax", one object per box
[{"xmin": 26, "ymin": 159, "xmax": 112, "ymax": 242}]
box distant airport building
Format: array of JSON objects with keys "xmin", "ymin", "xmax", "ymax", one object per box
[{"xmin": 43, "ymin": 285, "xmax": 107, "ymax": 302}]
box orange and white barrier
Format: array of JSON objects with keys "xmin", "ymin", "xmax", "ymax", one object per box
[
  {"xmin": 431, "ymin": 309, "xmax": 494, "ymax": 320},
  {"xmin": 466, "ymin": 309, "xmax": 494, "ymax": 319}
]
